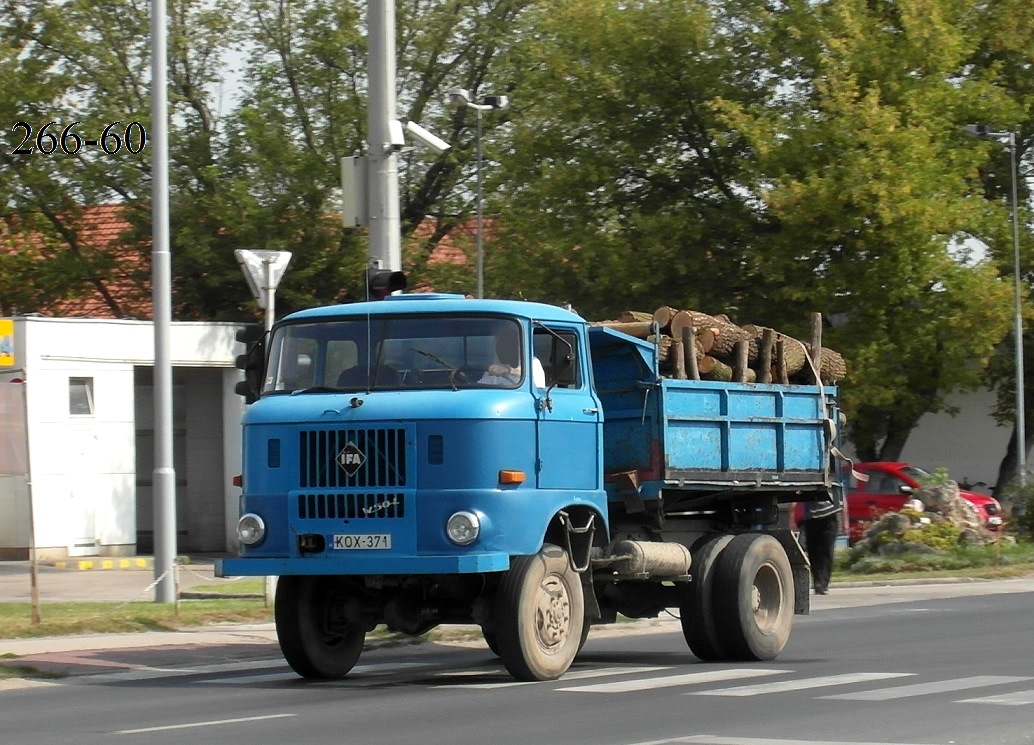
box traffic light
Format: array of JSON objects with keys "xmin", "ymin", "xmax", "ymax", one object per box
[
  {"xmin": 234, "ymin": 324, "xmax": 266, "ymax": 404},
  {"xmin": 365, "ymin": 268, "xmax": 407, "ymax": 299}
]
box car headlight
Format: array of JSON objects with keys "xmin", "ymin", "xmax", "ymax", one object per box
[
  {"xmin": 446, "ymin": 511, "xmax": 480, "ymax": 546},
  {"xmin": 237, "ymin": 513, "xmax": 266, "ymax": 546}
]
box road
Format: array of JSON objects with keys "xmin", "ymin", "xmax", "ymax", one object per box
[{"xmin": 1, "ymin": 578, "xmax": 1032, "ymax": 745}]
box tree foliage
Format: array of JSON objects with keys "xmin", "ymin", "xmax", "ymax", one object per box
[{"xmin": 2, "ymin": 0, "xmax": 1033, "ymax": 486}]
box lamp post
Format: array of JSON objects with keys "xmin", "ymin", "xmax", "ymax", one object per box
[
  {"xmin": 447, "ymin": 88, "xmax": 508, "ymax": 299},
  {"xmin": 966, "ymin": 124, "xmax": 1026, "ymax": 487}
]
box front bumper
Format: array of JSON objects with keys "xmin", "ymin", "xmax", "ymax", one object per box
[{"xmin": 216, "ymin": 552, "xmax": 511, "ymax": 578}]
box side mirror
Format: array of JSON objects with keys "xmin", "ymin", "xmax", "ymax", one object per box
[{"xmin": 899, "ymin": 485, "xmax": 914, "ymax": 495}]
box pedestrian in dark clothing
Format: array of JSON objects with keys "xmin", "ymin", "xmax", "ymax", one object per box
[{"xmin": 800, "ymin": 497, "xmax": 841, "ymax": 594}]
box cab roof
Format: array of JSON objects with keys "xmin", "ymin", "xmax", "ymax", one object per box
[{"xmin": 280, "ymin": 294, "xmax": 586, "ymax": 325}]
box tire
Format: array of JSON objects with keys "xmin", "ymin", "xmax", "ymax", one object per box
[
  {"xmin": 680, "ymin": 534, "xmax": 735, "ymax": 661},
  {"xmin": 275, "ymin": 575, "xmax": 366, "ymax": 679},
  {"xmin": 481, "ymin": 626, "xmax": 500, "ymax": 656},
  {"xmin": 712, "ymin": 534, "xmax": 794, "ymax": 661},
  {"xmin": 494, "ymin": 544, "xmax": 585, "ymax": 681}
]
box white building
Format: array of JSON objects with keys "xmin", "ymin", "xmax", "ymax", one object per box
[{"xmin": 0, "ymin": 316, "xmax": 245, "ymax": 560}]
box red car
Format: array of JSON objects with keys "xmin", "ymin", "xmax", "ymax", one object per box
[{"xmin": 845, "ymin": 462, "xmax": 1004, "ymax": 543}]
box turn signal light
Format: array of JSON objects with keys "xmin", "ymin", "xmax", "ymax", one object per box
[{"xmin": 498, "ymin": 470, "xmax": 526, "ymax": 484}]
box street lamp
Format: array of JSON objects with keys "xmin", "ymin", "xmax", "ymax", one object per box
[
  {"xmin": 966, "ymin": 124, "xmax": 1026, "ymax": 487},
  {"xmin": 447, "ymin": 88, "xmax": 509, "ymax": 299}
]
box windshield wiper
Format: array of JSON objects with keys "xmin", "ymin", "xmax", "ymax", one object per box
[{"xmin": 411, "ymin": 347, "xmax": 458, "ymax": 391}]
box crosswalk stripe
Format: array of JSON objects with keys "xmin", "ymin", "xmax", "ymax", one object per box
[
  {"xmin": 691, "ymin": 672, "xmax": 914, "ymax": 697},
  {"xmin": 628, "ymin": 737, "xmax": 942, "ymax": 745},
  {"xmin": 435, "ymin": 666, "xmax": 670, "ymax": 689},
  {"xmin": 958, "ymin": 689, "xmax": 1034, "ymax": 706},
  {"xmin": 558, "ymin": 668, "xmax": 787, "ymax": 694},
  {"xmin": 821, "ymin": 675, "xmax": 1032, "ymax": 701}
]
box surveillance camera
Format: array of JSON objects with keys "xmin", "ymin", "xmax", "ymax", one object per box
[
  {"xmin": 447, "ymin": 88, "xmax": 471, "ymax": 107},
  {"xmin": 387, "ymin": 120, "xmax": 406, "ymax": 151},
  {"xmin": 483, "ymin": 95, "xmax": 509, "ymax": 110},
  {"xmin": 404, "ymin": 121, "xmax": 450, "ymax": 155}
]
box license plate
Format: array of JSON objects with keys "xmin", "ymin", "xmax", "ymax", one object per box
[
  {"xmin": 988, "ymin": 517, "xmax": 1004, "ymax": 526},
  {"xmin": 332, "ymin": 534, "xmax": 392, "ymax": 550}
]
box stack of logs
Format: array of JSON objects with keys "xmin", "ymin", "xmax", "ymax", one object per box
[{"xmin": 592, "ymin": 306, "xmax": 847, "ymax": 384}]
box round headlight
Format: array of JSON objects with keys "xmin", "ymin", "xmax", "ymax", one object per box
[
  {"xmin": 237, "ymin": 513, "xmax": 266, "ymax": 546},
  {"xmin": 446, "ymin": 511, "xmax": 480, "ymax": 546}
]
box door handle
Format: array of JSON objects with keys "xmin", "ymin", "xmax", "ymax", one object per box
[{"xmin": 583, "ymin": 408, "xmax": 598, "ymax": 415}]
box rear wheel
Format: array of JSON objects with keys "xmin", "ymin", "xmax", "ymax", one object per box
[
  {"xmin": 275, "ymin": 575, "xmax": 366, "ymax": 679},
  {"xmin": 712, "ymin": 534, "xmax": 794, "ymax": 661},
  {"xmin": 680, "ymin": 534, "xmax": 735, "ymax": 661},
  {"xmin": 494, "ymin": 544, "xmax": 584, "ymax": 681}
]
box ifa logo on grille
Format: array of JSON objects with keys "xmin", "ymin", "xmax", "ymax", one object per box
[{"xmin": 336, "ymin": 442, "xmax": 366, "ymax": 476}]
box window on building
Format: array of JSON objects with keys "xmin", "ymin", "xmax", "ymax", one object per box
[{"xmin": 69, "ymin": 377, "xmax": 95, "ymax": 416}]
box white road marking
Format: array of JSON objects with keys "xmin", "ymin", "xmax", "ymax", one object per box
[
  {"xmin": 435, "ymin": 666, "xmax": 670, "ymax": 689},
  {"xmin": 558, "ymin": 668, "xmax": 787, "ymax": 693},
  {"xmin": 958, "ymin": 689, "xmax": 1034, "ymax": 706},
  {"xmin": 114, "ymin": 713, "xmax": 296, "ymax": 734},
  {"xmin": 623, "ymin": 737, "xmax": 943, "ymax": 745},
  {"xmin": 690, "ymin": 672, "xmax": 914, "ymax": 696},
  {"xmin": 821, "ymin": 675, "xmax": 1033, "ymax": 701}
]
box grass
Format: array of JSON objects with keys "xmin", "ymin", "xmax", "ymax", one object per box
[{"xmin": 0, "ymin": 598, "xmax": 273, "ymax": 639}]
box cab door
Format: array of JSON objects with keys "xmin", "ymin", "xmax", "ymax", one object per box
[{"xmin": 533, "ymin": 326, "xmax": 602, "ymax": 490}]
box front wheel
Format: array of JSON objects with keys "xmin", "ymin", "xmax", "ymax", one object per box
[
  {"xmin": 494, "ymin": 545, "xmax": 585, "ymax": 681},
  {"xmin": 275, "ymin": 575, "xmax": 366, "ymax": 679},
  {"xmin": 712, "ymin": 534, "xmax": 794, "ymax": 661}
]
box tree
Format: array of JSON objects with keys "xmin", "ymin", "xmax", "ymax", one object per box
[{"xmin": 494, "ymin": 0, "xmax": 1016, "ymax": 467}]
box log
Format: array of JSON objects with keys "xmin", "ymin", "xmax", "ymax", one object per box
[
  {"xmin": 774, "ymin": 339, "xmax": 789, "ymax": 384},
  {"xmin": 672, "ymin": 340, "xmax": 687, "ymax": 379},
  {"xmin": 733, "ymin": 340, "xmax": 749, "ymax": 383},
  {"xmin": 652, "ymin": 306, "xmax": 680, "ymax": 331},
  {"xmin": 594, "ymin": 320, "xmax": 654, "ymax": 339},
  {"xmin": 705, "ymin": 356, "xmax": 756, "ymax": 383},
  {"xmin": 757, "ymin": 328, "xmax": 775, "ymax": 384},
  {"xmin": 818, "ymin": 348, "xmax": 847, "ymax": 382},
  {"xmin": 619, "ymin": 310, "xmax": 654, "ymax": 323},
  {"xmin": 682, "ymin": 326, "xmax": 700, "ymax": 381}
]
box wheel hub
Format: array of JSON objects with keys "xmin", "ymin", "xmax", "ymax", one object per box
[{"xmin": 534, "ymin": 575, "xmax": 571, "ymax": 648}]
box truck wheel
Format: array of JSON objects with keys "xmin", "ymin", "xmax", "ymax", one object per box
[
  {"xmin": 494, "ymin": 544, "xmax": 585, "ymax": 681},
  {"xmin": 275, "ymin": 575, "xmax": 365, "ymax": 679},
  {"xmin": 481, "ymin": 626, "xmax": 500, "ymax": 656},
  {"xmin": 712, "ymin": 534, "xmax": 794, "ymax": 661},
  {"xmin": 680, "ymin": 534, "xmax": 735, "ymax": 661}
]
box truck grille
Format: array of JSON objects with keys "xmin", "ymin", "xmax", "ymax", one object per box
[
  {"xmin": 297, "ymin": 493, "xmax": 406, "ymax": 520},
  {"xmin": 299, "ymin": 428, "xmax": 407, "ymax": 488}
]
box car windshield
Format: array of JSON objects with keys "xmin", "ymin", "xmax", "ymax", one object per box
[{"xmin": 262, "ymin": 315, "xmax": 525, "ymax": 393}]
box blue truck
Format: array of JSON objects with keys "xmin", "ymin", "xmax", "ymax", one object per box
[{"xmin": 217, "ymin": 293, "xmax": 842, "ymax": 681}]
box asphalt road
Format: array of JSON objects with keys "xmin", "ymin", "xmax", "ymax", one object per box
[{"xmin": 1, "ymin": 577, "xmax": 1032, "ymax": 745}]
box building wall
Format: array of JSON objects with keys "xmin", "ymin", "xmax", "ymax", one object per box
[{"xmin": 0, "ymin": 317, "xmax": 244, "ymax": 560}]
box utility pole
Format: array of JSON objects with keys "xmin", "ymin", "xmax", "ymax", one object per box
[
  {"xmin": 150, "ymin": 0, "xmax": 177, "ymax": 603},
  {"xmin": 367, "ymin": 0, "xmax": 402, "ymax": 272}
]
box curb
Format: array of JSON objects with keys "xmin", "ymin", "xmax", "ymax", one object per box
[{"xmin": 49, "ymin": 558, "xmax": 154, "ymax": 572}]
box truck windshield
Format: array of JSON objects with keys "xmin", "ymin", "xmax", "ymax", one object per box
[{"xmin": 263, "ymin": 315, "xmax": 525, "ymax": 393}]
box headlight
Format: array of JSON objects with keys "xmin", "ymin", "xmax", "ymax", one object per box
[
  {"xmin": 446, "ymin": 511, "xmax": 480, "ymax": 546},
  {"xmin": 237, "ymin": 513, "xmax": 266, "ymax": 546}
]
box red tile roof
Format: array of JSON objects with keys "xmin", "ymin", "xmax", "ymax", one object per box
[{"xmin": 2, "ymin": 204, "xmax": 152, "ymax": 319}]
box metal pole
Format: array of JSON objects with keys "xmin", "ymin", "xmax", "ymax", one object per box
[
  {"xmin": 151, "ymin": 0, "xmax": 177, "ymax": 603},
  {"xmin": 476, "ymin": 107, "xmax": 484, "ymax": 299},
  {"xmin": 1009, "ymin": 132, "xmax": 1026, "ymax": 488},
  {"xmin": 264, "ymin": 259, "xmax": 275, "ymax": 333},
  {"xmin": 367, "ymin": 0, "xmax": 402, "ymax": 272}
]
